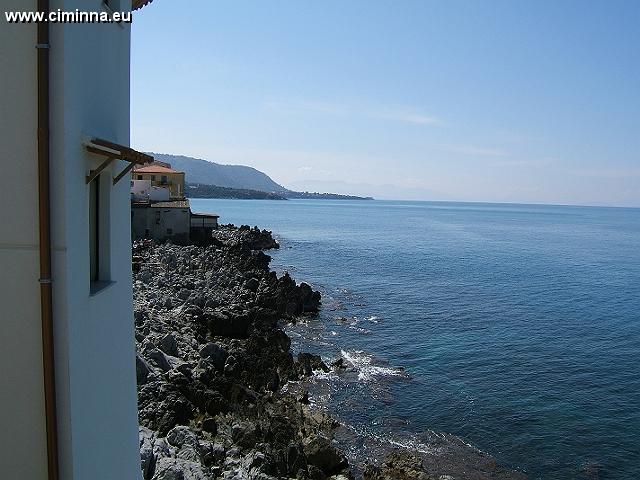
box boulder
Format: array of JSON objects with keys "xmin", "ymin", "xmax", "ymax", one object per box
[
  {"xmin": 297, "ymin": 352, "xmax": 330, "ymax": 377},
  {"xmin": 201, "ymin": 417, "xmax": 217, "ymax": 434},
  {"xmin": 199, "ymin": 342, "xmax": 228, "ymax": 371},
  {"xmin": 362, "ymin": 451, "xmax": 436, "ymax": 480},
  {"xmin": 144, "ymin": 344, "xmax": 172, "ymax": 373},
  {"xmin": 245, "ymin": 277, "xmax": 260, "ymax": 292},
  {"xmin": 137, "ymin": 353, "xmax": 153, "ymax": 385},
  {"xmin": 303, "ymin": 435, "xmax": 348, "ymax": 475},
  {"xmin": 152, "ymin": 457, "xmax": 209, "ymax": 480},
  {"xmin": 158, "ymin": 333, "xmax": 179, "ymax": 357},
  {"xmin": 207, "ymin": 311, "xmax": 252, "ymax": 338}
]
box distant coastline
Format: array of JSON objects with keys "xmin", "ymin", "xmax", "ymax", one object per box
[
  {"xmin": 187, "ymin": 181, "xmax": 373, "ymax": 201},
  {"xmin": 187, "ymin": 182, "xmax": 288, "ymax": 200}
]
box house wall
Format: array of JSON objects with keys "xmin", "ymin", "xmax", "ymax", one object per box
[
  {"xmin": 132, "ymin": 206, "xmax": 191, "ymax": 245},
  {"xmin": 155, "ymin": 207, "xmax": 191, "ymax": 244},
  {"xmin": 0, "ymin": 2, "xmax": 49, "ymax": 478},
  {"xmin": 131, "ymin": 179, "xmax": 152, "ymax": 199},
  {"xmin": 48, "ymin": 1, "xmax": 141, "ymax": 479},
  {"xmin": 131, "ymin": 179, "xmax": 170, "ymax": 202},
  {"xmin": 150, "ymin": 186, "xmax": 171, "ymax": 202},
  {"xmin": 134, "ymin": 171, "xmax": 185, "ymax": 199}
]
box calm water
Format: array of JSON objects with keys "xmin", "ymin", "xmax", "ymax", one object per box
[{"xmin": 191, "ymin": 199, "xmax": 640, "ymax": 479}]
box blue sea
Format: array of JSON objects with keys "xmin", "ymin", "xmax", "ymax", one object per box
[{"xmin": 190, "ymin": 199, "xmax": 640, "ymax": 479}]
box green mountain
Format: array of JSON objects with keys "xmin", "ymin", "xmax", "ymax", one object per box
[
  {"xmin": 150, "ymin": 153, "xmax": 373, "ymax": 200},
  {"xmin": 151, "ymin": 153, "xmax": 289, "ymax": 193}
]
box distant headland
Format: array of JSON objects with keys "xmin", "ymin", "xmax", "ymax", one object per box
[{"xmin": 149, "ymin": 153, "xmax": 373, "ymax": 201}]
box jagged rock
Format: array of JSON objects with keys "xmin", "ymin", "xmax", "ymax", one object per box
[
  {"xmin": 207, "ymin": 311, "xmax": 252, "ymax": 338},
  {"xmin": 231, "ymin": 421, "xmax": 259, "ymax": 449},
  {"xmin": 159, "ymin": 333, "xmax": 179, "ymax": 357},
  {"xmin": 331, "ymin": 358, "xmax": 346, "ymax": 370},
  {"xmin": 298, "ymin": 391, "xmax": 310, "ymax": 404},
  {"xmin": 144, "ymin": 344, "xmax": 173, "ymax": 373},
  {"xmin": 199, "ymin": 342, "xmax": 228, "ymax": 371},
  {"xmin": 245, "ymin": 277, "xmax": 260, "ymax": 292},
  {"xmin": 303, "ymin": 435, "xmax": 348, "ymax": 475},
  {"xmin": 152, "ymin": 457, "xmax": 209, "ymax": 480},
  {"xmin": 137, "ymin": 353, "xmax": 153, "ymax": 385},
  {"xmin": 201, "ymin": 417, "xmax": 217, "ymax": 434},
  {"xmin": 140, "ymin": 427, "xmax": 158, "ymax": 480},
  {"xmin": 167, "ymin": 426, "xmax": 199, "ymax": 449},
  {"xmin": 362, "ymin": 451, "xmax": 436, "ymax": 480},
  {"xmin": 297, "ymin": 352, "xmax": 330, "ymax": 377}
]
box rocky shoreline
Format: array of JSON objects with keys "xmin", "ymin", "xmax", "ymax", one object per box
[{"xmin": 133, "ymin": 225, "xmax": 526, "ymax": 480}]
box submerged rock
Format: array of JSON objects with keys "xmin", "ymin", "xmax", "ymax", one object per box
[{"xmin": 363, "ymin": 451, "xmax": 436, "ymax": 480}]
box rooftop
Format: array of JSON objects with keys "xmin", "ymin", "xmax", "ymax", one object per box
[
  {"xmin": 191, "ymin": 212, "xmax": 220, "ymax": 218},
  {"xmin": 135, "ymin": 165, "xmax": 183, "ymax": 174}
]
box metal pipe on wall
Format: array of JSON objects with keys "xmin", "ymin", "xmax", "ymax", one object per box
[{"xmin": 37, "ymin": 0, "xmax": 59, "ymax": 477}]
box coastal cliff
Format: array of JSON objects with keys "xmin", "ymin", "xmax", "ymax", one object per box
[{"xmin": 133, "ymin": 226, "xmax": 525, "ymax": 480}]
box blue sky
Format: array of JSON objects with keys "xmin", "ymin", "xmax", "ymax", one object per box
[{"xmin": 131, "ymin": 0, "xmax": 639, "ymax": 206}]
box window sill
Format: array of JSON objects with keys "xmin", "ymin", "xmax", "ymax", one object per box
[{"xmin": 90, "ymin": 280, "xmax": 116, "ymax": 296}]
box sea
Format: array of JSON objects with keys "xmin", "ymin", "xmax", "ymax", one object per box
[{"xmin": 190, "ymin": 198, "xmax": 640, "ymax": 480}]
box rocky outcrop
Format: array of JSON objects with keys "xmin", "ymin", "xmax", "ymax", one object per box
[
  {"xmin": 211, "ymin": 224, "xmax": 281, "ymax": 251},
  {"xmin": 363, "ymin": 451, "xmax": 437, "ymax": 480},
  {"xmin": 133, "ymin": 227, "xmax": 349, "ymax": 479}
]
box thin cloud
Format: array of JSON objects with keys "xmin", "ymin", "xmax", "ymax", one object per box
[
  {"xmin": 370, "ymin": 110, "xmax": 440, "ymax": 125},
  {"xmin": 264, "ymin": 99, "xmax": 348, "ymax": 116},
  {"xmin": 492, "ymin": 157, "xmax": 557, "ymax": 167},
  {"xmin": 568, "ymin": 167, "xmax": 640, "ymax": 179},
  {"xmin": 264, "ymin": 98, "xmax": 440, "ymax": 126},
  {"xmin": 442, "ymin": 144, "xmax": 508, "ymax": 157}
]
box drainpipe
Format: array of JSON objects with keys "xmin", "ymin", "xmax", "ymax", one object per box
[{"xmin": 37, "ymin": 0, "xmax": 59, "ymax": 478}]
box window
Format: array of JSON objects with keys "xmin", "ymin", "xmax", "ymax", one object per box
[
  {"xmin": 151, "ymin": 175, "xmax": 156, "ymax": 181},
  {"xmin": 89, "ymin": 173, "xmax": 111, "ymax": 293},
  {"xmin": 137, "ymin": 175, "xmax": 142, "ymax": 180},
  {"xmin": 161, "ymin": 175, "xmax": 168, "ymax": 185},
  {"xmin": 89, "ymin": 176, "xmax": 100, "ymax": 282}
]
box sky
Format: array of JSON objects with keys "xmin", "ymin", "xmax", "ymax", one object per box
[{"xmin": 131, "ymin": 0, "xmax": 640, "ymax": 206}]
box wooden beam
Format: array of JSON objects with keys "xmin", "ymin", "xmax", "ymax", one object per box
[
  {"xmin": 112, "ymin": 161, "xmax": 136, "ymax": 185},
  {"xmin": 91, "ymin": 138, "xmax": 153, "ymax": 165},
  {"xmin": 86, "ymin": 156, "xmax": 116, "ymax": 184}
]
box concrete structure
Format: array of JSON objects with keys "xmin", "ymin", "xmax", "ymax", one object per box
[
  {"xmin": 133, "ymin": 164, "xmax": 186, "ymax": 200},
  {"xmin": 132, "ymin": 200, "xmax": 192, "ymax": 245},
  {"xmin": 131, "ymin": 179, "xmax": 171, "ymax": 202},
  {"xmin": 190, "ymin": 212, "xmax": 220, "ymax": 244},
  {"xmin": 0, "ymin": 1, "xmax": 152, "ymax": 479}
]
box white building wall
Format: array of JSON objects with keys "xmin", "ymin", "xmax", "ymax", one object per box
[
  {"xmin": 49, "ymin": 1, "xmax": 141, "ymax": 479},
  {"xmin": 131, "ymin": 179, "xmax": 152, "ymax": 200},
  {"xmin": 150, "ymin": 186, "xmax": 171, "ymax": 201},
  {"xmin": 0, "ymin": 0, "xmax": 49, "ymax": 477}
]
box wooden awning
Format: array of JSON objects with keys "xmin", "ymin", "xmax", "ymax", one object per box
[
  {"xmin": 132, "ymin": 0, "xmax": 154, "ymax": 11},
  {"xmin": 85, "ymin": 138, "xmax": 154, "ymax": 185}
]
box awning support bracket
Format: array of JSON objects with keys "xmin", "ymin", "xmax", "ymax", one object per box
[
  {"xmin": 84, "ymin": 137, "xmax": 153, "ymax": 184},
  {"xmin": 86, "ymin": 155, "xmax": 117, "ymax": 184},
  {"xmin": 112, "ymin": 161, "xmax": 136, "ymax": 185}
]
